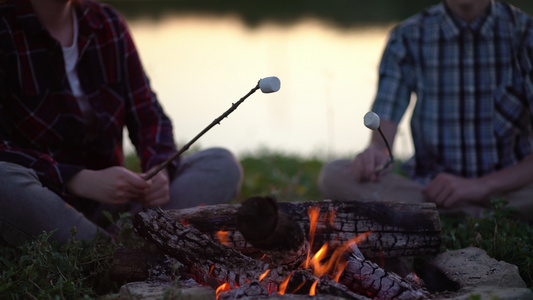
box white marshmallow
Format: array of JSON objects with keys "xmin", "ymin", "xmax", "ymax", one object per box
[
  {"xmin": 364, "ymin": 111, "xmax": 380, "ymax": 130},
  {"xmin": 259, "ymin": 76, "xmax": 281, "ymax": 93}
]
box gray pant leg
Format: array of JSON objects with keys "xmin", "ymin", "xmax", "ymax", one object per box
[
  {"xmin": 164, "ymin": 147, "xmax": 243, "ymax": 209},
  {"xmin": 318, "ymin": 159, "xmax": 425, "ymax": 203},
  {"xmin": 0, "ymin": 162, "xmax": 101, "ymax": 246}
]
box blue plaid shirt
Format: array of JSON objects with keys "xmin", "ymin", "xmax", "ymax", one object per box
[{"xmin": 372, "ymin": 1, "xmax": 533, "ymax": 184}]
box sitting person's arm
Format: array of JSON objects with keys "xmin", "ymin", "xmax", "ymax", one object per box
[
  {"xmin": 353, "ymin": 118, "xmax": 398, "ymax": 182},
  {"xmin": 423, "ymin": 153, "xmax": 533, "ymax": 208}
]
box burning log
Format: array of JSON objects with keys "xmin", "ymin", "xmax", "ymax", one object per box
[
  {"xmin": 338, "ymin": 251, "xmax": 430, "ymax": 299},
  {"xmin": 237, "ymin": 196, "xmax": 308, "ymax": 268},
  {"xmin": 130, "ymin": 205, "xmax": 433, "ymax": 300},
  {"xmin": 132, "ymin": 208, "xmax": 284, "ymax": 289},
  {"xmin": 218, "ymin": 273, "xmax": 372, "ymax": 300},
  {"xmin": 165, "ymin": 199, "xmax": 441, "ymax": 258}
]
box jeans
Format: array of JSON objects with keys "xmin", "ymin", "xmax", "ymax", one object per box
[{"xmin": 0, "ymin": 147, "xmax": 242, "ymax": 246}]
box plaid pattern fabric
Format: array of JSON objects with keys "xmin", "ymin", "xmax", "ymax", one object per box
[
  {"xmin": 0, "ymin": 0, "xmax": 177, "ymax": 199},
  {"xmin": 372, "ymin": 1, "xmax": 533, "ymax": 184}
]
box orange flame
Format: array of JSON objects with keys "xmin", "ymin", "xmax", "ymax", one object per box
[
  {"xmin": 304, "ymin": 206, "xmax": 320, "ymax": 268},
  {"xmin": 305, "ymin": 206, "xmax": 373, "ymax": 283},
  {"xmin": 209, "ymin": 207, "xmax": 372, "ymax": 298},
  {"xmin": 278, "ymin": 275, "xmax": 291, "ymax": 295},
  {"xmin": 291, "ymin": 280, "xmax": 308, "ymax": 294},
  {"xmin": 180, "ymin": 219, "xmax": 189, "ymax": 226},
  {"xmin": 215, "ymin": 283, "xmax": 231, "ymax": 299},
  {"xmin": 327, "ymin": 210, "xmax": 336, "ymax": 227},
  {"xmin": 309, "ymin": 280, "xmax": 318, "ymax": 296},
  {"xmin": 259, "ymin": 269, "xmax": 270, "ymax": 281},
  {"xmin": 216, "ymin": 230, "xmax": 229, "ymax": 246}
]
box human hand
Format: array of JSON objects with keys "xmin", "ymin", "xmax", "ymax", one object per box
[
  {"xmin": 352, "ymin": 146, "xmax": 392, "ymax": 182},
  {"xmin": 422, "ymin": 173, "xmax": 491, "ymax": 208},
  {"xmin": 66, "ymin": 166, "xmax": 150, "ymax": 205},
  {"xmin": 137, "ymin": 167, "xmax": 170, "ymax": 207}
]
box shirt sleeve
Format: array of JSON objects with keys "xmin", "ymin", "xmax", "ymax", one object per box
[
  {"xmin": 517, "ymin": 14, "xmax": 533, "ymax": 113},
  {"xmin": 117, "ymin": 14, "xmax": 179, "ymax": 176},
  {"xmin": 0, "ymin": 35, "xmax": 82, "ymax": 198},
  {"xmin": 371, "ymin": 26, "xmax": 416, "ymax": 125},
  {"xmin": 0, "ymin": 138, "xmax": 83, "ymax": 196}
]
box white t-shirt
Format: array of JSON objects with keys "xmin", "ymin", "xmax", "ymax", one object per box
[{"xmin": 62, "ymin": 9, "xmax": 93, "ymax": 121}]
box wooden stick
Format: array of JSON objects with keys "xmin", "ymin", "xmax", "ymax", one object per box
[{"xmin": 144, "ymin": 82, "xmax": 260, "ymax": 180}]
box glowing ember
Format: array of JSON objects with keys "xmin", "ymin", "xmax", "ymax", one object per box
[
  {"xmin": 216, "ymin": 230, "xmax": 230, "ymax": 246},
  {"xmin": 411, "ymin": 272, "xmax": 422, "ymax": 287}
]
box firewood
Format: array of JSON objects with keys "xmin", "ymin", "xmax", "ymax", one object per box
[
  {"xmin": 131, "ymin": 207, "xmax": 432, "ymax": 300},
  {"xmin": 338, "ymin": 251, "xmax": 430, "ymax": 300},
  {"xmin": 166, "ymin": 199, "xmax": 441, "ymax": 258},
  {"xmin": 237, "ymin": 196, "xmax": 308, "ymax": 268},
  {"xmin": 218, "ymin": 274, "xmax": 372, "ymax": 300},
  {"xmin": 132, "ymin": 208, "xmax": 287, "ymax": 290}
]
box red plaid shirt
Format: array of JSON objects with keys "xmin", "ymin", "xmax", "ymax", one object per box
[{"xmin": 0, "ymin": 0, "xmax": 178, "ymax": 199}]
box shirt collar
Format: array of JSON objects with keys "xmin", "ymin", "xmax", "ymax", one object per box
[
  {"xmin": 76, "ymin": 0, "xmax": 103, "ymax": 31},
  {"xmin": 439, "ymin": 0, "xmax": 495, "ymax": 40},
  {"xmin": 13, "ymin": 0, "xmax": 103, "ymax": 38},
  {"xmin": 14, "ymin": 0, "xmax": 45, "ymax": 37}
]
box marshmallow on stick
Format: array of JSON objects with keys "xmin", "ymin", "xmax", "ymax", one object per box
[
  {"xmin": 364, "ymin": 111, "xmax": 380, "ymax": 130},
  {"xmin": 259, "ymin": 76, "xmax": 281, "ymax": 93},
  {"xmin": 363, "ymin": 111, "xmax": 394, "ymax": 174}
]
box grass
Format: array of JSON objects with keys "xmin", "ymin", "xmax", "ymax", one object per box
[{"xmin": 0, "ymin": 149, "xmax": 532, "ymax": 298}]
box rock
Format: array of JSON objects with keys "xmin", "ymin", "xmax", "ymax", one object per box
[
  {"xmin": 429, "ymin": 247, "xmax": 533, "ymax": 300},
  {"xmin": 119, "ymin": 280, "xmax": 215, "ymax": 300},
  {"xmin": 450, "ymin": 285, "xmax": 533, "ymax": 300},
  {"xmin": 430, "ymin": 247, "xmax": 526, "ymax": 288}
]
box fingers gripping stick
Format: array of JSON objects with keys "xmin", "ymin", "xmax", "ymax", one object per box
[{"xmin": 363, "ymin": 111, "xmax": 394, "ymax": 174}]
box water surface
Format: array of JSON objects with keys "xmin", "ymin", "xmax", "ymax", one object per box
[{"xmin": 126, "ymin": 15, "xmax": 415, "ymax": 159}]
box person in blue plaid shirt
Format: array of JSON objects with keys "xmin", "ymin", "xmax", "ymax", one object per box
[
  {"xmin": 0, "ymin": 0, "xmax": 243, "ymax": 246},
  {"xmin": 319, "ymin": 0, "xmax": 533, "ymax": 222}
]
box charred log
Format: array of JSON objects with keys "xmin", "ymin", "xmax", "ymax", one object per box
[
  {"xmin": 338, "ymin": 252, "xmax": 430, "ymax": 300},
  {"xmin": 166, "ymin": 199, "xmax": 441, "ymax": 258},
  {"xmin": 131, "ymin": 207, "xmax": 431, "ymax": 300},
  {"xmin": 237, "ymin": 196, "xmax": 308, "ymax": 267},
  {"xmin": 133, "ymin": 208, "xmax": 288, "ymax": 290}
]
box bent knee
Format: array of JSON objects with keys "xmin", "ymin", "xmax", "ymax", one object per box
[
  {"xmin": 318, "ymin": 159, "xmax": 353, "ymax": 191},
  {"xmin": 203, "ymin": 147, "xmax": 243, "ymax": 180}
]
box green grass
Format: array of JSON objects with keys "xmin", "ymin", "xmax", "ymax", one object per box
[{"xmin": 0, "ymin": 149, "xmax": 531, "ymax": 298}]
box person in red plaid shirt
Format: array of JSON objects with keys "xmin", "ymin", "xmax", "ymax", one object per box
[{"xmin": 0, "ymin": 0, "xmax": 243, "ymax": 246}]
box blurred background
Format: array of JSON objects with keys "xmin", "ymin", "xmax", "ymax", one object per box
[{"xmin": 102, "ymin": 0, "xmax": 533, "ymax": 161}]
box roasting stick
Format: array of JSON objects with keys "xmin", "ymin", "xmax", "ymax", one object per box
[
  {"xmin": 363, "ymin": 111, "xmax": 394, "ymax": 174},
  {"xmin": 144, "ymin": 76, "xmax": 280, "ymax": 180},
  {"xmin": 140, "ymin": 77, "xmax": 281, "ymax": 216}
]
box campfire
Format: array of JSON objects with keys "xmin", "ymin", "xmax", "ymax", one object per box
[{"xmin": 118, "ymin": 197, "xmax": 440, "ymax": 299}]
